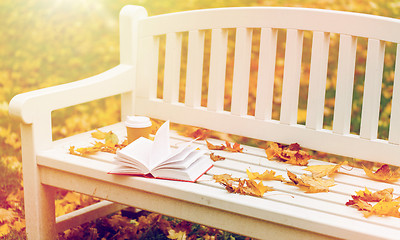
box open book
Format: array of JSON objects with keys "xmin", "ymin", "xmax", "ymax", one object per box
[{"xmin": 109, "ymin": 121, "xmax": 213, "ymax": 182}]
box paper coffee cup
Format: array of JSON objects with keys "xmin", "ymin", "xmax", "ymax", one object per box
[{"xmin": 125, "ymin": 116, "xmax": 152, "ymax": 144}]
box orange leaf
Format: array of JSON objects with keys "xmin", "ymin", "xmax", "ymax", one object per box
[
  {"xmin": 265, "ymin": 142, "xmax": 311, "ymax": 166},
  {"xmin": 206, "ymin": 140, "xmax": 225, "ymax": 151},
  {"xmin": 356, "ymin": 187, "xmax": 393, "ymax": 202},
  {"xmin": 188, "ymin": 128, "xmax": 210, "ymax": 140},
  {"xmin": 224, "ymin": 141, "xmax": 243, "ymax": 153},
  {"xmin": 362, "ymin": 164, "xmax": 400, "ymax": 182},
  {"xmin": 210, "ymin": 153, "xmax": 225, "ymax": 162}
]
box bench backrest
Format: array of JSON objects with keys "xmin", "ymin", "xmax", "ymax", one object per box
[{"xmin": 121, "ymin": 6, "xmax": 400, "ymax": 166}]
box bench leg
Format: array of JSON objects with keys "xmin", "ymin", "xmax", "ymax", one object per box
[{"xmin": 21, "ymin": 123, "xmax": 56, "ymax": 240}]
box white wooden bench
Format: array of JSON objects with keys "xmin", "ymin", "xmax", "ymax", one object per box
[{"xmin": 9, "ymin": 5, "xmax": 400, "ymax": 239}]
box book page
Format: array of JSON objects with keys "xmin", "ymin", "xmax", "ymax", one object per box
[
  {"xmin": 116, "ymin": 137, "xmax": 153, "ymax": 170},
  {"xmin": 149, "ymin": 121, "xmax": 171, "ymax": 168}
]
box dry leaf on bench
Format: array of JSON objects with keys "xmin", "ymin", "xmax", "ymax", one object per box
[
  {"xmin": 266, "ymin": 143, "xmax": 311, "ymax": 166},
  {"xmin": 304, "ymin": 161, "xmax": 348, "ymax": 178},
  {"xmin": 346, "ymin": 187, "xmax": 400, "ymax": 218},
  {"xmin": 286, "ymin": 170, "xmax": 335, "ymax": 193},
  {"xmin": 206, "ymin": 140, "xmax": 226, "ymax": 151},
  {"xmin": 362, "ymin": 164, "xmax": 400, "ymax": 182},
  {"xmin": 246, "ymin": 169, "xmax": 285, "ymax": 182},
  {"xmin": 210, "ymin": 153, "xmax": 225, "ymax": 162},
  {"xmin": 213, "ymin": 174, "xmax": 273, "ymax": 197},
  {"xmin": 224, "ymin": 141, "xmax": 243, "ymax": 153}
]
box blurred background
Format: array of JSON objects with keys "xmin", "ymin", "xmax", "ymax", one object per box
[{"xmin": 1, "ymin": 0, "xmax": 399, "ymax": 238}]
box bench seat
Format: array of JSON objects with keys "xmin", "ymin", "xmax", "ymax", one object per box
[{"xmin": 37, "ymin": 122, "xmax": 400, "ymax": 239}]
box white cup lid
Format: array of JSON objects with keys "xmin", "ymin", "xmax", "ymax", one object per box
[{"xmin": 125, "ymin": 116, "xmax": 152, "ymax": 128}]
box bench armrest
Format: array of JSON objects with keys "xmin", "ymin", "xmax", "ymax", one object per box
[{"xmin": 9, "ymin": 64, "xmax": 134, "ymax": 124}]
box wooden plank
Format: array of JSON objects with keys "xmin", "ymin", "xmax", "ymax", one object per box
[
  {"xmin": 185, "ymin": 30, "xmax": 205, "ymax": 107},
  {"xmin": 388, "ymin": 44, "xmax": 400, "ymax": 144},
  {"xmin": 231, "ymin": 28, "xmax": 253, "ymax": 116},
  {"xmin": 207, "ymin": 29, "xmax": 228, "ymax": 112},
  {"xmin": 360, "ymin": 39, "xmax": 385, "ymax": 140},
  {"xmin": 280, "ymin": 29, "xmax": 304, "ymax": 125},
  {"xmin": 136, "ymin": 36, "xmax": 159, "ymax": 100},
  {"xmin": 135, "ymin": 99, "xmax": 400, "ymax": 166},
  {"xmin": 306, "ymin": 31, "xmax": 330, "ymax": 130},
  {"xmin": 255, "ymin": 28, "xmax": 278, "ymax": 120},
  {"xmin": 332, "ymin": 35, "xmax": 357, "ymax": 135},
  {"xmin": 56, "ymin": 201, "xmax": 126, "ymax": 233},
  {"xmin": 163, "ymin": 32, "xmax": 183, "ymax": 103}
]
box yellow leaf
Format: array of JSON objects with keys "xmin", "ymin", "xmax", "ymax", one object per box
[
  {"xmin": 167, "ymin": 229, "xmax": 187, "ymax": 240},
  {"xmin": 304, "ymin": 161, "xmax": 348, "ymax": 178},
  {"xmin": 0, "ymin": 224, "xmax": 9, "ymax": 237},
  {"xmin": 246, "ymin": 169, "xmax": 285, "ymax": 182},
  {"xmin": 362, "ymin": 164, "xmax": 400, "ymax": 182},
  {"xmin": 91, "ymin": 129, "xmax": 106, "ymax": 140}
]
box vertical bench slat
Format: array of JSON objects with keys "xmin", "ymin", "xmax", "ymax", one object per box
[
  {"xmin": 389, "ymin": 44, "xmax": 400, "ymax": 144},
  {"xmin": 163, "ymin": 32, "xmax": 182, "ymax": 103},
  {"xmin": 306, "ymin": 31, "xmax": 330, "ymax": 130},
  {"xmin": 332, "ymin": 35, "xmax": 357, "ymax": 135},
  {"xmin": 360, "ymin": 39, "xmax": 385, "ymax": 139},
  {"xmin": 207, "ymin": 29, "xmax": 228, "ymax": 112},
  {"xmin": 185, "ymin": 30, "xmax": 205, "ymax": 108},
  {"xmin": 231, "ymin": 28, "xmax": 253, "ymax": 116},
  {"xmin": 280, "ymin": 29, "xmax": 304, "ymax": 125},
  {"xmin": 137, "ymin": 36, "xmax": 159, "ymax": 99},
  {"xmin": 255, "ymin": 28, "xmax": 278, "ymax": 120}
]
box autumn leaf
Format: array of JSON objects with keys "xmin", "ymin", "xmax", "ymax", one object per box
[
  {"xmin": 213, "ymin": 174, "xmax": 273, "ymax": 197},
  {"xmin": 266, "ymin": 142, "xmax": 311, "ymax": 166},
  {"xmin": 346, "ymin": 188, "xmax": 400, "ymax": 218},
  {"xmin": 356, "ymin": 187, "xmax": 393, "ymax": 202},
  {"xmin": 210, "ymin": 153, "xmax": 225, "ymax": 162},
  {"xmin": 246, "ymin": 169, "xmax": 285, "ymax": 182},
  {"xmin": 188, "ymin": 128, "xmax": 210, "ymax": 140},
  {"xmin": 206, "ymin": 140, "xmax": 243, "ymax": 153},
  {"xmin": 287, "ymin": 170, "xmax": 335, "ymax": 193},
  {"xmin": 304, "ymin": 161, "xmax": 348, "ymax": 178},
  {"xmin": 366, "ymin": 200, "xmax": 400, "ymax": 218},
  {"xmin": 91, "ymin": 129, "xmax": 106, "ymax": 140},
  {"xmin": 212, "ymin": 174, "xmax": 240, "ymax": 184},
  {"xmin": 69, "ymin": 131, "xmax": 127, "ymax": 156},
  {"xmin": 362, "ymin": 164, "xmax": 400, "ymax": 182},
  {"xmin": 167, "ymin": 229, "xmax": 187, "ymax": 240},
  {"xmin": 224, "ymin": 141, "xmax": 243, "ymax": 153},
  {"xmin": 206, "ymin": 140, "xmax": 225, "ymax": 150}
]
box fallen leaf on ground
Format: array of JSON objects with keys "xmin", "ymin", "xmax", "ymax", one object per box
[
  {"xmin": 286, "ymin": 170, "xmax": 335, "ymax": 193},
  {"xmin": 210, "ymin": 153, "xmax": 225, "ymax": 162},
  {"xmin": 304, "ymin": 161, "xmax": 348, "ymax": 178},
  {"xmin": 266, "ymin": 143, "xmax": 311, "ymax": 166},
  {"xmin": 362, "ymin": 164, "xmax": 400, "ymax": 182},
  {"xmin": 246, "ymin": 169, "xmax": 285, "ymax": 182}
]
